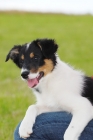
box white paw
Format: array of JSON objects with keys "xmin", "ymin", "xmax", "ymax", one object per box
[
  {"xmin": 19, "ymin": 118, "xmax": 35, "ymax": 139},
  {"xmin": 64, "ymin": 128, "xmax": 78, "ymax": 140}
]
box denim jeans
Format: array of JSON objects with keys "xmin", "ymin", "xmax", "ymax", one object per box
[{"xmin": 14, "ymin": 112, "xmax": 93, "ymax": 140}]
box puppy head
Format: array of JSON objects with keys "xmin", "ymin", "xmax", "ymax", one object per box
[{"xmin": 6, "ymin": 38, "xmax": 58, "ymax": 88}]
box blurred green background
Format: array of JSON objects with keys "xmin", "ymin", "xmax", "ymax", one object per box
[{"xmin": 0, "ymin": 12, "xmax": 93, "ymax": 140}]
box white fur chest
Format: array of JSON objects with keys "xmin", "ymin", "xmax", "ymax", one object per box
[
  {"xmin": 32, "ymin": 58, "xmax": 84, "ymax": 112},
  {"xmin": 33, "ymin": 77, "xmax": 57, "ymax": 107}
]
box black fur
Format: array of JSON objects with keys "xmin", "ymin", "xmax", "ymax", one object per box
[
  {"xmin": 82, "ymin": 76, "xmax": 93, "ymax": 104},
  {"xmin": 5, "ymin": 45, "xmax": 23, "ymax": 68},
  {"xmin": 35, "ymin": 39, "xmax": 58, "ymax": 57},
  {"xmin": 34, "ymin": 39, "xmax": 58, "ymax": 66},
  {"xmin": 5, "ymin": 38, "xmax": 58, "ymax": 71}
]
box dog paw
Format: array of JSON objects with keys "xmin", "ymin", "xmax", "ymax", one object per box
[
  {"xmin": 64, "ymin": 129, "xmax": 78, "ymax": 140},
  {"xmin": 19, "ymin": 118, "xmax": 34, "ymax": 139}
]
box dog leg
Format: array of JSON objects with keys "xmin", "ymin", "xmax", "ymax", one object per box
[
  {"xmin": 64, "ymin": 98, "xmax": 93, "ymax": 140},
  {"xmin": 19, "ymin": 104, "xmax": 51, "ymax": 139}
]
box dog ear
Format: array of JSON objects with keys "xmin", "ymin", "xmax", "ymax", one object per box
[
  {"xmin": 37, "ymin": 39, "xmax": 58, "ymax": 58},
  {"xmin": 5, "ymin": 45, "xmax": 22, "ymax": 62}
]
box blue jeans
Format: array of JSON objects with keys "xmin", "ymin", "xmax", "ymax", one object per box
[{"xmin": 14, "ymin": 112, "xmax": 93, "ymax": 140}]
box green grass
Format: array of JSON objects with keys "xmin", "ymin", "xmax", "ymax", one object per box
[{"xmin": 0, "ymin": 12, "xmax": 93, "ymax": 140}]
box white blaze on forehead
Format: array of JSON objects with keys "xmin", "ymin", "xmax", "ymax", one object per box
[{"xmin": 26, "ymin": 43, "xmax": 31, "ymax": 51}]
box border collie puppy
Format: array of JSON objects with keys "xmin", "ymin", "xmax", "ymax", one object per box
[{"xmin": 6, "ymin": 39, "xmax": 93, "ymax": 140}]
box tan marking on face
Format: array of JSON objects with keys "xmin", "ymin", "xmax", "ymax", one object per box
[
  {"xmin": 38, "ymin": 59, "xmax": 54, "ymax": 76},
  {"xmin": 30, "ymin": 52, "xmax": 34, "ymax": 58},
  {"xmin": 21, "ymin": 54, "xmax": 24, "ymax": 60}
]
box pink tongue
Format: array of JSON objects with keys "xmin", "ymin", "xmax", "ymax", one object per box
[{"xmin": 27, "ymin": 78, "xmax": 39, "ymax": 88}]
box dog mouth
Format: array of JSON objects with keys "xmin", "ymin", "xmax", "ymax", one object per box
[{"xmin": 27, "ymin": 71, "xmax": 44, "ymax": 88}]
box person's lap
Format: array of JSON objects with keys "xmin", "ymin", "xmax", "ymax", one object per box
[{"xmin": 14, "ymin": 112, "xmax": 93, "ymax": 140}]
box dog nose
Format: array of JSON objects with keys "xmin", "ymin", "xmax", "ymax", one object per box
[{"xmin": 21, "ymin": 71, "xmax": 29, "ymax": 79}]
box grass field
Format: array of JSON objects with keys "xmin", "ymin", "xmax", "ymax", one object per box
[{"xmin": 0, "ymin": 12, "xmax": 93, "ymax": 140}]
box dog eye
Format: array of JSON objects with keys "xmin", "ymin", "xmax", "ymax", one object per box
[
  {"xmin": 33, "ymin": 55, "xmax": 39, "ymax": 61},
  {"xmin": 34, "ymin": 57, "xmax": 38, "ymax": 60},
  {"xmin": 33, "ymin": 57, "xmax": 38, "ymax": 62}
]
